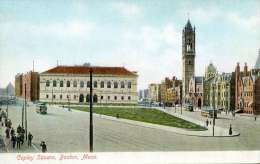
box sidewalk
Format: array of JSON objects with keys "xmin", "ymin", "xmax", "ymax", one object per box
[
  {"xmin": 0, "ymin": 124, "xmax": 40, "ymax": 153},
  {"xmin": 69, "ymin": 106, "xmax": 240, "ymax": 137}
]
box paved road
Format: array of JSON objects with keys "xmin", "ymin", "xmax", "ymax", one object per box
[{"xmin": 0, "ymin": 104, "xmax": 260, "ymax": 152}]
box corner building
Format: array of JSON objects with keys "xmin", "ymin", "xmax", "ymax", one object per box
[{"xmin": 39, "ymin": 66, "xmax": 138, "ymax": 104}]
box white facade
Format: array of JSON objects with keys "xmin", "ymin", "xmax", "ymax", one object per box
[{"xmin": 39, "ymin": 69, "xmax": 138, "ymax": 104}]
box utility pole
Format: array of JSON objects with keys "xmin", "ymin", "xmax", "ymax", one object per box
[
  {"xmin": 213, "ymin": 108, "xmax": 215, "ymax": 136},
  {"xmin": 22, "ymin": 104, "xmax": 24, "ymax": 128},
  {"xmin": 25, "ymin": 83, "xmax": 28, "ymax": 140},
  {"xmin": 180, "ymin": 84, "xmax": 183, "ymax": 115},
  {"xmin": 6, "ymin": 87, "xmax": 9, "ymax": 119},
  {"xmin": 89, "ymin": 68, "xmax": 93, "ymax": 152}
]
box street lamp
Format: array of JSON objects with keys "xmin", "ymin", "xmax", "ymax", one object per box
[
  {"xmin": 6, "ymin": 87, "xmax": 9, "ymax": 119},
  {"xmin": 89, "ymin": 68, "xmax": 93, "ymax": 152}
]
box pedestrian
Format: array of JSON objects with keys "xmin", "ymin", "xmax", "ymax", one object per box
[
  {"xmin": 206, "ymin": 119, "xmax": 209, "ymax": 127},
  {"xmin": 5, "ymin": 128, "xmax": 10, "ymax": 139},
  {"xmin": 40, "ymin": 141, "xmax": 47, "ymax": 153},
  {"xmin": 10, "ymin": 127, "xmax": 15, "ymax": 137},
  {"xmin": 28, "ymin": 132, "xmax": 33, "ymax": 147},
  {"xmin": 20, "ymin": 133, "xmax": 24, "ymax": 145},
  {"xmin": 11, "ymin": 134, "xmax": 16, "ymax": 149},
  {"xmin": 229, "ymin": 124, "xmax": 232, "ymax": 135},
  {"xmin": 16, "ymin": 134, "xmax": 21, "ymax": 149},
  {"xmin": 17, "ymin": 125, "xmax": 22, "ymax": 134}
]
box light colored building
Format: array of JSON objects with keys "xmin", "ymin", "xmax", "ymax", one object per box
[
  {"xmin": 203, "ymin": 63, "xmax": 217, "ymax": 106},
  {"xmin": 188, "ymin": 76, "xmax": 203, "ymax": 108},
  {"xmin": 148, "ymin": 83, "xmax": 160, "ymax": 102},
  {"xmin": 39, "ymin": 66, "xmax": 138, "ymax": 104}
]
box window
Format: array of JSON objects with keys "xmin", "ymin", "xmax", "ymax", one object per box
[
  {"xmin": 127, "ymin": 81, "xmax": 131, "ymax": 89},
  {"xmin": 101, "ymin": 96, "xmax": 103, "ymax": 100},
  {"xmin": 108, "ymin": 96, "xmax": 110, "ymax": 100},
  {"xmin": 120, "ymin": 81, "xmax": 125, "ymax": 88},
  {"xmin": 87, "ymin": 81, "xmax": 90, "ymax": 88},
  {"xmin": 53, "ymin": 95, "xmax": 56, "ymax": 99},
  {"xmin": 46, "ymin": 94, "xmax": 49, "ymax": 99},
  {"xmin": 80, "ymin": 81, "xmax": 84, "ymax": 88},
  {"xmin": 114, "ymin": 96, "xmax": 117, "ymax": 100},
  {"xmin": 60, "ymin": 95, "xmax": 62, "ymax": 99},
  {"xmin": 60, "ymin": 81, "xmax": 64, "ymax": 87},
  {"xmin": 107, "ymin": 81, "xmax": 111, "ymax": 88},
  {"xmin": 46, "ymin": 80, "xmax": 50, "ymax": 87},
  {"xmin": 94, "ymin": 81, "xmax": 97, "ymax": 88},
  {"xmin": 121, "ymin": 96, "xmax": 124, "ymax": 100},
  {"xmin": 73, "ymin": 81, "xmax": 77, "ymax": 87},
  {"xmin": 74, "ymin": 95, "xmax": 77, "ymax": 100},
  {"xmin": 53, "ymin": 80, "xmax": 57, "ymax": 87},
  {"xmin": 67, "ymin": 81, "xmax": 70, "ymax": 87},
  {"xmin": 67, "ymin": 95, "xmax": 69, "ymax": 99},
  {"xmin": 114, "ymin": 81, "xmax": 118, "ymax": 88},
  {"xmin": 128, "ymin": 96, "xmax": 131, "ymax": 100},
  {"xmin": 101, "ymin": 81, "xmax": 104, "ymax": 88}
]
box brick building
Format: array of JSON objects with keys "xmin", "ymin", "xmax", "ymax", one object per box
[
  {"xmin": 15, "ymin": 71, "xmax": 40, "ymax": 101},
  {"xmin": 15, "ymin": 74, "xmax": 23, "ymax": 97},
  {"xmin": 235, "ymin": 63, "xmax": 260, "ymax": 114}
]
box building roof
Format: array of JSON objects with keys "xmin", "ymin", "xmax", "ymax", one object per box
[
  {"xmin": 184, "ymin": 19, "xmax": 194, "ymax": 32},
  {"xmin": 195, "ymin": 76, "xmax": 203, "ymax": 83},
  {"xmin": 41, "ymin": 66, "xmax": 138, "ymax": 77}
]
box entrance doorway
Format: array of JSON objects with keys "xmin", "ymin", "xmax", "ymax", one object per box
[
  {"xmin": 198, "ymin": 98, "xmax": 202, "ymax": 109},
  {"xmin": 79, "ymin": 94, "xmax": 84, "ymax": 103}
]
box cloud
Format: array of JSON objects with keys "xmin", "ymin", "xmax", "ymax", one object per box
[
  {"xmin": 227, "ymin": 13, "xmax": 260, "ymax": 31},
  {"xmin": 112, "ymin": 2, "xmax": 142, "ymax": 17},
  {"xmin": 1, "ymin": 21, "xmax": 96, "ymax": 39}
]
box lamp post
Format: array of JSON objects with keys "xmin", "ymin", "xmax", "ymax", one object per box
[
  {"xmin": 180, "ymin": 84, "xmax": 183, "ymax": 115},
  {"xmin": 212, "ymin": 107, "xmax": 215, "ymax": 136},
  {"xmin": 6, "ymin": 87, "xmax": 9, "ymax": 119},
  {"xmin": 89, "ymin": 68, "xmax": 93, "ymax": 152},
  {"xmin": 24, "ymin": 83, "xmax": 28, "ymax": 140}
]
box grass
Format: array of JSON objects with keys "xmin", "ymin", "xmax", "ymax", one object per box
[{"xmin": 69, "ymin": 106, "xmax": 206, "ymax": 131}]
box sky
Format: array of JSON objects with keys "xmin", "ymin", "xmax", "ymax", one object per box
[{"xmin": 0, "ymin": 0, "xmax": 259, "ymax": 90}]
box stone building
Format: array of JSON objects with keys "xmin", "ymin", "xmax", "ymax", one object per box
[
  {"xmin": 209, "ymin": 73, "xmax": 235, "ymax": 112},
  {"xmin": 148, "ymin": 83, "xmax": 160, "ymax": 103},
  {"xmin": 22, "ymin": 71, "xmax": 40, "ymax": 101},
  {"xmin": 15, "ymin": 74, "xmax": 23, "ymax": 97},
  {"xmin": 235, "ymin": 62, "xmax": 260, "ymax": 114},
  {"xmin": 182, "ymin": 19, "xmax": 196, "ymax": 102},
  {"xmin": 188, "ymin": 76, "xmax": 203, "ymax": 108},
  {"xmin": 39, "ymin": 66, "xmax": 138, "ymax": 104},
  {"xmin": 203, "ymin": 63, "xmax": 217, "ymax": 106}
]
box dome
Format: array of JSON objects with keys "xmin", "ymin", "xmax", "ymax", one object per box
[{"xmin": 205, "ymin": 62, "xmax": 217, "ymax": 79}]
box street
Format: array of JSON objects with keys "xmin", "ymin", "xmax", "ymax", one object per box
[{"xmin": 1, "ymin": 103, "xmax": 260, "ymax": 152}]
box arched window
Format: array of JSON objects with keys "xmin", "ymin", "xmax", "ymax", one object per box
[
  {"xmin": 80, "ymin": 81, "xmax": 84, "ymax": 88},
  {"xmin": 73, "ymin": 80, "xmax": 77, "ymax": 87},
  {"xmin": 86, "ymin": 94, "xmax": 90, "ymax": 102},
  {"xmin": 100, "ymin": 81, "xmax": 104, "ymax": 88},
  {"xmin": 128, "ymin": 96, "xmax": 131, "ymax": 100},
  {"xmin": 121, "ymin": 96, "xmax": 124, "ymax": 100},
  {"xmin": 87, "ymin": 81, "xmax": 90, "ymax": 88},
  {"xmin": 60, "ymin": 81, "xmax": 63, "ymax": 87},
  {"xmin": 67, "ymin": 81, "xmax": 70, "ymax": 87},
  {"xmin": 120, "ymin": 81, "xmax": 125, "ymax": 88},
  {"xmin": 93, "ymin": 95, "xmax": 98, "ymax": 103},
  {"xmin": 94, "ymin": 81, "xmax": 98, "ymax": 88},
  {"xmin": 46, "ymin": 94, "xmax": 49, "ymax": 99},
  {"xmin": 114, "ymin": 81, "xmax": 118, "ymax": 88},
  {"xmin": 127, "ymin": 81, "xmax": 131, "ymax": 89},
  {"xmin": 53, "ymin": 80, "xmax": 57, "ymax": 87},
  {"xmin": 114, "ymin": 96, "xmax": 117, "ymax": 100},
  {"xmin": 107, "ymin": 81, "xmax": 111, "ymax": 88},
  {"xmin": 60, "ymin": 95, "xmax": 62, "ymax": 99},
  {"xmin": 46, "ymin": 80, "xmax": 50, "ymax": 87}
]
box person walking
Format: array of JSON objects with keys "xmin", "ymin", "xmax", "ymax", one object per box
[
  {"xmin": 5, "ymin": 128, "xmax": 10, "ymax": 139},
  {"xmin": 40, "ymin": 141, "xmax": 47, "ymax": 153},
  {"xmin": 28, "ymin": 132, "xmax": 33, "ymax": 147},
  {"xmin": 11, "ymin": 134, "xmax": 16, "ymax": 149},
  {"xmin": 229, "ymin": 124, "xmax": 233, "ymax": 135},
  {"xmin": 17, "ymin": 125, "xmax": 22, "ymax": 134},
  {"xmin": 10, "ymin": 127, "xmax": 15, "ymax": 137},
  {"xmin": 16, "ymin": 134, "xmax": 21, "ymax": 149}
]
